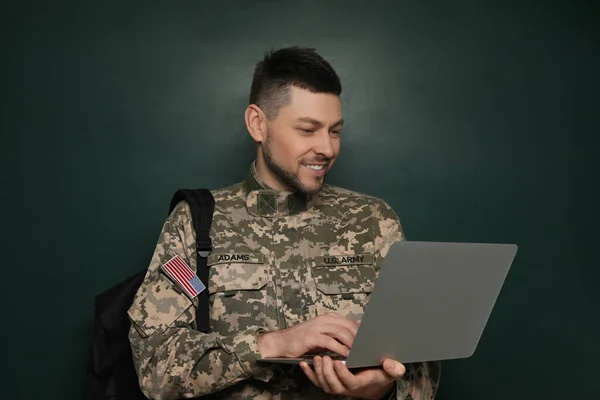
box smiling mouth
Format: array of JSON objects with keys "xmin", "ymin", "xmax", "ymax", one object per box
[{"xmin": 303, "ymin": 164, "xmax": 326, "ymax": 171}]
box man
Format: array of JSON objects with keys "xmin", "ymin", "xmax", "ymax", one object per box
[{"xmin": 128, "ymin": 46, "xmax": 440, "ymax": 399}]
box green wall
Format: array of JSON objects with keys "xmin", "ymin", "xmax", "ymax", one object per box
[{"xmin": 3, "ymin": 1, "xmax": 598, "ymax": 399}]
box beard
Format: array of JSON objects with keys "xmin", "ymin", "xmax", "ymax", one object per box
[{"xmin": 262, "ymin": 136, "xmax": 329, "ymax": 195}]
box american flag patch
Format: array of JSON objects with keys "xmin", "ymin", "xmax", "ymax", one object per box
[{"xmin": 161, "ymin": 255, "xmax": 206, "ymax": 299}]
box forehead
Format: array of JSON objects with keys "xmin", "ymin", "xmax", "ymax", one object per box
[{"xmin": 277, "ymin": 86, "xmax": 342, "ymax": 124}]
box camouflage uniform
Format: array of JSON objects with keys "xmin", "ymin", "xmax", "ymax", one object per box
[{"xmin": 128, "ymin": 162, "xmax": 441, "ymax": 400}]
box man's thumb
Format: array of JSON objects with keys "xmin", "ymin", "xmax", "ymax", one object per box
[{"xmin": 383, "ymin": 359, "xmax": 406, "ymax": 378}]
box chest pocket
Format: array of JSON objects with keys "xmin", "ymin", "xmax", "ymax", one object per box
[
  {"xmin": 311, "ymin": 254, "xmax": 376, "ymax": 321},
  {"xmin": 207, "ymin": 253, "xmax": 269, "ymax": 334}
]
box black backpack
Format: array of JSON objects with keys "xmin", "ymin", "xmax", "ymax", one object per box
[{"xmin": 85, "ymin": 189, "xmax": 215, "ymax": 400}]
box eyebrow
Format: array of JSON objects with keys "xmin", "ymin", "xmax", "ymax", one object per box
[{"xmin": 295, "ymin": 117, "xmax": 344, "ymax": 129}]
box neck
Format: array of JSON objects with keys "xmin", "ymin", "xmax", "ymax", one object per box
[{"xmin": 254, "ymin": 155, "xmax": 292, "ymax": 192}]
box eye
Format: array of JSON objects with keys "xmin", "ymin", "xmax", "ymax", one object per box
[
  {"xmin": 299, "ymin": 128, "xmax": 314, "ymax": 134},
  {"xmin": 331, "ymin": 130, "xmax": 341, "ymax": 136}
]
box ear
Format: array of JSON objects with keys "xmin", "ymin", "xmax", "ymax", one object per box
[{"xmin": 245, "ymin": 104, "xmax": 268, "ymax": 143}]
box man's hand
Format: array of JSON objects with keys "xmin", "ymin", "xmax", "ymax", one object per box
[
  {"xmin": 300, "ymin": 356, "xmax": 405, "ymax": 400},
  {"xmin": 257, "ymin": 312, "xmax": 359, "ymax": 358}
]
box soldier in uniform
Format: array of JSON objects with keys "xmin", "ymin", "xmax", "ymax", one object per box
[{"xmin": 127, "ymin": 46, "xmax": 441, "ymax": 399}]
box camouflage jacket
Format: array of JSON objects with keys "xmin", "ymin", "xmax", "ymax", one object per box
[{"xmin": 128, "ymin": 162, "xmax": 440, "ymax": 400}]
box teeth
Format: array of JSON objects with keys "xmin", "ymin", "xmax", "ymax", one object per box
[{"xmin": 305, "ymin": 164, "xmax": 325, "ymax": 170}]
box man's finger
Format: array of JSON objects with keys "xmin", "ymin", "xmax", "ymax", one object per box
[
  {"xmin": 315, "ymin": 335, "xmax": 350, "ymax": 357},
  {"xmin": 321, "ymin": 356, "xmax": 347, "ymax": 394},
  {"xmin": 382, "ymin": 359, "xmax": 406, "ymax": 379},
  {"xmin": 333, "ymin": 360, "xmax": 362, "ymax": 391},
  {"xmin": 300, "ymin": 362, "xmax": 321, "ymax": 388},
  {"xmin": 337, "ymin": 361, "xmax": 396, "ymax": 391},
  {"xmin": 319, "ymin": 324, "xmax": 356, "ymax": 350},
  {"xmin": 334, "ymin": 317, "xmax": 361, "ymax": 337},
  {"xmin": 313, "ymin": 356, "xmax": 332, "ymax": 393},
  {"xmin": 320, "ymin": 315, "xmax": 360, "ymax": 338}
]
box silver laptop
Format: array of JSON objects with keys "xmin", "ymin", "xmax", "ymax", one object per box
[{"xmin": 258, "ymin": 241, "xmax": 518, "ymax": 369}]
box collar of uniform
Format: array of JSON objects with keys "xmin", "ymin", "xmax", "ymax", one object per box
[{"xmin": 243, "ymin": 161, "xmax": 315, "ymax": 217}]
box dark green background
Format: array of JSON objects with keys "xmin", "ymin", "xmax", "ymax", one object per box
[{"xmin": 2, "ymin": 0, "xmax": 598, "ymax": 399}]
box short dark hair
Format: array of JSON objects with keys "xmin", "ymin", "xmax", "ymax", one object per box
[{"xmin": 249, "ymin": 46, "xmax": 342, "ymax": 120}]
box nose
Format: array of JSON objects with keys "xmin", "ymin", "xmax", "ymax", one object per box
[{"xmin": 313, "ymin": 131, "xmax": 335, "ymax": 159}]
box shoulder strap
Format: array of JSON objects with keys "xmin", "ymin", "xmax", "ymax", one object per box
[{"xmin": 169, "ymin": 188, "xmax": 215, "ymax": 333}]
